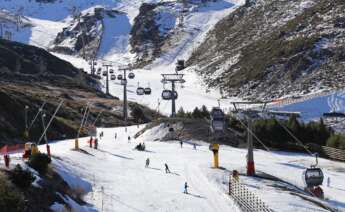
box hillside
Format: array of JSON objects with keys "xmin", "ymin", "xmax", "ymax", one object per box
[
  {"xmin": 0, "ymin": 39, "xmax": 156, "ymax": 144},
  {"xmin": 188, "ymin": 0, "xmax": 345, "ymax": 99}
]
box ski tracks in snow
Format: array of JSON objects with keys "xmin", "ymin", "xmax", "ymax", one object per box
[{"xmin": 184, "ymin": 163, "xmax": 239, "ymax": 212}]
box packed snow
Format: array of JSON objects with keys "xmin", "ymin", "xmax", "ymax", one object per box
[{"xmin": 2, "ymin": 124, "xmax": 345, "ymax": 211}]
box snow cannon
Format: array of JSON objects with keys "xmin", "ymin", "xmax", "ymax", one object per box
[{"xmin": 209, "ymin": 143, "xmax": 220, "ymax": 168}]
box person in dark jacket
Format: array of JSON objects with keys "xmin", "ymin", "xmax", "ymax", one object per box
[
  {"xmin": 184, "ymin": 182, "xmax": 189, "ymax": 194},
  {"xmin": 165, "ymin": 163, "xmax": 171, "ymax": 173}
]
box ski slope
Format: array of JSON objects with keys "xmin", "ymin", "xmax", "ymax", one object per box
[
  {"xmin": 272, "ymin": 90, "xmax": 345, "ymax": 122},
  {"xmin": 2, "ymin": 124, "xmax": 345, "ymax": 211}
]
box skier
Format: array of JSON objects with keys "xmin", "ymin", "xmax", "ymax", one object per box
[
  {"xmin": 180, "ymin": 141, "xmax": 183, "ymax": 148},
  {"xmin": 89, "ymin": 136, "xmax": 93, "ymax": 148},
  {"xmin": 327, "ymin": 177, "xmax": 331, "ymax": 187},
  {"xmin": 115, "ymin": 133, "xmax": 117, "ymax": 141},
  {"xmin": 232, "ymin": 170, "xmax": 240, "ymax": 181},
  {"xmin": 94, "ymin": 138, "xmax": 98, "ymax": 150},
  {"xmin": 165, "ymin": 163, "xmax": 171, "ymax": 173},
  {"xmin": 142, "ymin": 142, "xmax": 146, "ymax": 150},
  {"xmin": 4, "ymin": 154, "xmax": 10, "ymax": 168},
  {"xmin": 128, "ymin": 136, "xmax": 131, "ymax": 143},
  {"xmin": 145, "ymin": 158, "xmax": 150, "ymax": 168},
  {"xmin": 184, "ymin": 182, "xmax": 189, "ymax": 194},
  {"xmin": 193, "ymin": 143, "xmax": 196, "ymax": 150}
]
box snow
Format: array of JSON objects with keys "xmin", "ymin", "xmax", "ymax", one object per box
[
  {"xmin": 2, "ymin": 123, "xmax": 345, "ymax": 211},
  {"xmin": 271, "ymin": 90, "xmax": 345, "ymax": 122}
]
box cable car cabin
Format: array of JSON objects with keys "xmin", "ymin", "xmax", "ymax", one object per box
[
  {"xmin": 162, "ymin": 90, "xmax": 172, "ymax": 100},
  {"xmin": 210, "ymin": 107, "xmax": 225, "ymax": 132},
  {"xmin": 121, "ymin": 79, "xmax": 127, "ymax": 85},
  {"xmin": 128, "ymin": 72, "xmax": 135, "ymax": 79},
  {"xmin": 304, "ymin": 168, "xmax": 324, "ymax": 188},
  {"xmin": 176, "ymin": 60, "xmax": 185, "ymax": 71},
  {"xmin": 144, "ymin": 87, "xmax": 151, "ymax": 95},
  {"xmin": 110, "ymin": 74, "xmax": 116, "ymax": 80},
  {"xmin": 102, "ymin": 71, "xmax": 107, "ymax": 76},
  {"xmin": 109, "ymin": 69, "xmax": 114, "ymax": 74},
  {"xmin": 137, "ymin": 87, "xmax": 145, "ymax": 95},
  {"xmin": 173, "ymin": 91, "xmax": 178, "ymax": 99},
  {"xmin": 117, "ymin": 74, "xmax": 123, "ymax": 80}
]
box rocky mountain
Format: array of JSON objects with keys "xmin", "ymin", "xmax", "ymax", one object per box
[
  {"xmin": 188, "ymin": 0, "xmax": 345, "ymax": 99},
  {"xmin": 0, "ymin": 39, "xmax": 157, "ymax": 144},
  {"xmin": 51, "ymin": 7, "xmax": 124, "ymax": 59}
]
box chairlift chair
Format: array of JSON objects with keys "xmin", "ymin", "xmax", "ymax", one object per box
[{"xmin": 128, "ymin": 72, "xmax": 135, "ymax": 79}]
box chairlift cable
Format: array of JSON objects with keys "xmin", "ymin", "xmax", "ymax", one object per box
[
  {"xmin": 37, "ymin": 100, "xmax": 64, "ymax": 145},
  {"xmin": 28, "ymin": 101, "xmax": 46, "ymax": 131}
]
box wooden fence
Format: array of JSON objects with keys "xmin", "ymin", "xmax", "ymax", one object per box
[
  {"xmin": 229, "ymin": 176, "xmax": 272, "ymax": 212},
  {"xmin": 308, "ymin": 143, "xmax": 345, "ymax": 162}
]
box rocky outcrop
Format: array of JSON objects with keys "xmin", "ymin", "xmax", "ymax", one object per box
[
  {"xmin": 188, "ymin": 0, "xmax": 345, "ymax": 99},
  {"xmin": 51, "ymin": 8, "xmax": 122, "ymax": 59},
  {"xmin": 0, "ymin": 39, "xmax": 157, "ymax": 144}
]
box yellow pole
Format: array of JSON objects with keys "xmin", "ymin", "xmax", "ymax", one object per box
[
  {"xmin": 214, "ymin": 151, "xmax": 219, "ymax": 168},
  {"xmin": 75, "ymin": 139, "xmax": 79, "ymax": 150}
]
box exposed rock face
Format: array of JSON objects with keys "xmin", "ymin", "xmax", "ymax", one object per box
[
  {"xmin": 130, "ymin": 2, "xmax": 176, "ymax": 67},
  {"xmin": 51, "ymin": 8, "xmax": 122, "ymax": 59},
  {"xmin": 188, "ymin": 0, "xmax": 345, "ymax": 99}
]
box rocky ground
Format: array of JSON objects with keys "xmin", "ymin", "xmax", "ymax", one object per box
[{"xmin": 188, "ymin": 0, "xmax": 345, "ymax": 100}]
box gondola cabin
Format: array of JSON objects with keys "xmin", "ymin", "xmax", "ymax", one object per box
[
  {"xmin": 173, "ymin": 91, "xmax": 178, "ymax": 100},
  {"xmin": 144, "ymin": 87, "xmax": 152, "ymax": 95},
  {"xmin": 117, "ymin": 74, "xmax": 123, "ymax": 80},
  {"xmin": 210, "ymin": 107, "xmax": 225, "ymax": 133},
  {"xmin": 137, "ymin": 87, "xmax": 145, "ymax": 95},
  {"xmin": 121, "ymin": 79, "xmax": 127, "ymax": 85},
  {"xmin": 162, "ymin": 90, "xmax": 172, "ymax": 100},
  {"xmin": 304, "ymin": 168, "xmax": 324, "ymax": 188},
  {"xmin": 128, "ymin": 72, "xmax": 135, "ymax": 79},
  {"xmin": 109, "ymin": 69, "xmax": 114, "ymax": 74},
  {"xmin": 102, "ymin": 71, "xmax": 107, "ymax": 76},
  {"xmin": 110, "ymin": 74, "xmax": 116, "ymax": 80},
  {"xmin": 176, "ymin": 60, "xmax": 185, "ymax": 71}
]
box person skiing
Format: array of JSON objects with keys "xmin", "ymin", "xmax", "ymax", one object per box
[
  {"xmin": 115, "ymin": 132, "xmax": 117, "ymax": 140},
  {"xmin": 145, "ymin": 158, "xmax": 150, "ymax": 168},
  {"xmin": 165, "ymin": 163, "xmax": 171, "ymax": 173},
  {"xmin": 184, "ymin": 182, "xmax": 189, "ymax": 194},
  {"xmin": 128, "ymin": 136, "xmax": 131, "ymax": 143},
  {"xmin": 193, "ymin": 143, "xmax": 196, "ymax": 150},
  {"xmin": 180, "ymin": 141, "xmax": 183, "ymax": 148},
  {"xmin": 327, "ymin": 177, "xmax": 331, "ymax": 187}
]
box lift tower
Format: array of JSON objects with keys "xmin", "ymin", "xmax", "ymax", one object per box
[
  {"xmin": 231, "ymin": 101, "xmax": 269, "ymax": 176},
  {"xmin": 118, "ymin": 64, "xmax": 133, "ymax": 124},
  {"xmin": 161, "ymin": 73, "xmax": 185, "ymax": 117}
]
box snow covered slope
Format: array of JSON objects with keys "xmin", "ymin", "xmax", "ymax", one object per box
[
  {"xmin": 3, "ymin": 124, "xmax": 345, "ymax": 211},
  {"xmin": 272, "ymin": 90, "xmax": 345, "ymax": 122},
  {"xmin": 0, "ymin": 0, "xmax": 244, "ymax": 114}
]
